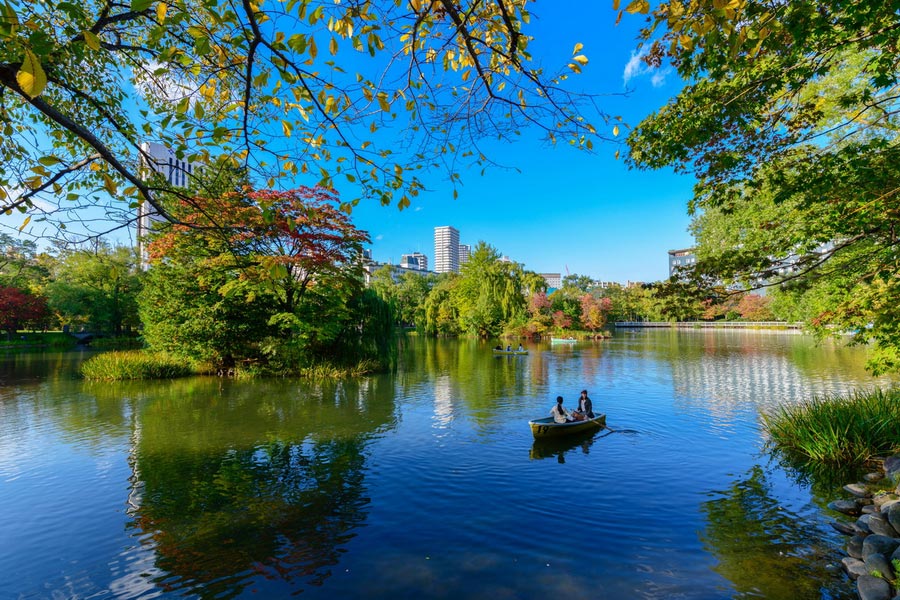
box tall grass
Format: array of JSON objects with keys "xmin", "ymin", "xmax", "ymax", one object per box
[
  {"xmin": 762, "ymin": 388, "xmax": 900, "ymax": 466},
  {"xmin": 81, "ymin": 350, "xmax": 201, "ymax": 381}
]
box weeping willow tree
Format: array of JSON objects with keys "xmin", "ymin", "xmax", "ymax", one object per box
[{"xmin": 451, "ymin": 242, "xmax": 528, "ymax": 338}]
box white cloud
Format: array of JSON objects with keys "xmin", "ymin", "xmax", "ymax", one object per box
[
  {"xmin": 375, "ymin": 234, "xmax": 383, "ymax": 241},
  {"xmin": 414, "ymin": 206, "xmax": 422, "ymax": 212},
  {"xmin": 623, "ymin": 48, "xmax": 669, "ymax": 88}
]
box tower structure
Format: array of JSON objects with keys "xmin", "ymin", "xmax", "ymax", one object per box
[{"xmin": 434, "ymin": 226, "xmax": 460, "ymax": 274}]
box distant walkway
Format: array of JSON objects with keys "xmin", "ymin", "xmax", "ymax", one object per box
[{"xmin": 614, "ymin": 321, "xmax": 803, "ymax": 329}]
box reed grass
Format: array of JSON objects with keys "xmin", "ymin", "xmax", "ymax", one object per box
[
  {"xmin": 81, "ymin": 350, "xmax": 199, "ymax": 381},
  {"xmin": 762, "ymin": 388, "xmax": 900, "ymax": 466}
]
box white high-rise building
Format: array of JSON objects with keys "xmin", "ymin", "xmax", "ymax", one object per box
[
  {"xmin": 137, "ymin": 141, "xmax": 201, "ymax": 266},
  {"xmin": 434, "ymin": 226, "xmax": 460, "ymax": 274}
]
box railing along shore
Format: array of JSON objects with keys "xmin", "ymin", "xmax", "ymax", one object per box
[{"xmin": 614, "ymin": 321, "xmax": 803, "ymax": 329}]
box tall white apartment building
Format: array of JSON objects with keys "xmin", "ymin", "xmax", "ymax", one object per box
[
  {"xmin": 434, "ymin": 226, "xmax": 460, "ymax": 274},
  {"xmin": 137, "ymin": 141, "xmax": 201, "ymax": 266},
  {"xmin": 401, "ymin": 252, "xmax": 428, "ymax": 271},
  {"xmin": 458, "ymin": 244, "xmax": 471, "ymax": 268}
]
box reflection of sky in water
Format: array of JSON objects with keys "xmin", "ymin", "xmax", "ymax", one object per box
[{"xmin": 432, "ymin": 375, "xmax": 453, "ymax": 428}]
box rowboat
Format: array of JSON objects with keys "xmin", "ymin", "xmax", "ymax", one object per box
[
  {"xmin": 550, "ymin": 337, "xmax": 576, "ymax": 344},
  {"xmin": 493, "ymin": 348, "xmax": 528, "ymax": 355},
  {"xmin": 528, "ymin": 414, "xmax": 606, "ymax": 439}
]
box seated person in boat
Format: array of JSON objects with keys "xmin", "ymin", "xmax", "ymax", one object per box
[
  {"xmin": 494, "ymin": 344, "xmax": 503, "ymax": 351},
  {"xmin": 517, "ymin": 343, "xmax": 524, "ymax": 351},
  {"xmin": 506, "ymin": 344, "xmax": 512, "ymax": 351},
  {"xmin": 551, "ymin": 396, "xmax": 574, "ymax": 423},
  {"xmin": 573, "ymin": 389, "xmax": 594, "ymax": 420}
]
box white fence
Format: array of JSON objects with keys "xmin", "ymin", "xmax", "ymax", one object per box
[{"xmin": 614, "ymin": 321, "xmax": 803, "ymax": 329}]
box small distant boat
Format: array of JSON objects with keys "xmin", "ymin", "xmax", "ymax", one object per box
[
  {"xmin": 528, "ymin": 414, "xmax": 606, "ymax": 439},
  {"xmin": 550, "ymin": 337, "xmax": 577, "ymax": 344},
  {"xmin": 493, "ymin": 348, "xmax": 528, "ymax": 355}
]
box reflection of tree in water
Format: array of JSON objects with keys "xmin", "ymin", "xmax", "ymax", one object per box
[
  {"xmin": 700, "ymin": 465, "xmax": 849, "ymax": 600},
  {"xmin": 133, "ymin": 438, "xmax": 368, "ymax": 598},
  {"xmin": 122, "ymin": 377, "xmax": 395, "ymax": 599}
]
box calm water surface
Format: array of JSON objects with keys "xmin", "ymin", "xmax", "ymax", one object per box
[{"xmin": 1, "ymin": 330, "xmax": 894, "ymax": 599}]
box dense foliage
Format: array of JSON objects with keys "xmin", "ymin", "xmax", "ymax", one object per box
[
  {"xmin": 140, "ymin": 185, "xmax": 394, "ymax": 373},
  {"xmin": 625, "ymin": 0, "xmax": 900, "ymax": 372}
]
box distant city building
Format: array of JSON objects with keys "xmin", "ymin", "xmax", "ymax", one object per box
[
  {"xmin": 540, "ymin": 273, "xmax": 562, "ymax": 289},
  {"xmin": 401, "ymin": 252, "xmax": 428, "ymax": 271},
  {"xmin": 458, "ymin": 244, "xmax": 470, "ymax": 267},
  {"xmin": 668, "ymin": 248, "xmax": 696, "ymax": 278},
  {"xmin": 363, "ymin": 262, "xmax": 433, "ymax": 286},
  {"xmin": 434, "ymin": 226, "xmax": 460, "ymax": 273},
  {"xmin": 137, "ymin": 141, "xmax": 201, "ymax": 267}
]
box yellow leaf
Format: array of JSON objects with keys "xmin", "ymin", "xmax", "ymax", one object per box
[
  {"xmin": 573, "ymin": 43, "xmax": 583, "ymax": 56},
  {"xmin": 308, "ymin": 36, "xmax": 317, "ymax": 59},
  {"xmin": 17, "ymin": 49, "xmax": 46, "ymax": 98},
  {"xmin": 282, "ymin": 120, "xmax": 292, "ymax": 137},
  {"xmin": 156, "ymin": 2, "xmax": 167, "ymax": 22},
  {"xmin": 615, "ymin": 149, "xmax": 620, "ymax": 160},
  {"xmin": 625, "ymin": 0, "xmax": 649, "ymax": 14},
  {"xmin": 572, "ymin": 54, "xmax": 588, "ymax": 66},
  {"xmin": 613, "ymin": 124, "xmax": 619, "ymax": 136},
  {"xmin": 19, "ymin": 215, "xmax": 30, "ymax": 231},
  {"xmin": 102, "ymin": 173, "xmax": 118, "ymax": 195},
  {"xmin": 377, "ymin": 92, "xmax": 391, "ymax": 112},
  {"xmin": 612, "ymin": 0, "xmax": 621, "ymax": 9},
  {"xmin": 83, "ymin": 31, "xmax": 100, "ymax": 51},
  {"xmin": 329, "ymin": 36, "xmax": 337, "ymax": 56}
]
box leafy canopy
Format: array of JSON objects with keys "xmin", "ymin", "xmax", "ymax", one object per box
[{"xmin": 0, "ymin": 0, "xmax": 608, "ymax": 241}]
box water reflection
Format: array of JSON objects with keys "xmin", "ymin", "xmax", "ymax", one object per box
[
  {"xmin": 529, "ymin": 429, "xmax": 608, "ymax": 463},
  {"xmin": 700, "ymin": 465, "xmax": 849, "ymax": 599},
  {"xmin": 99, "ymin": 377, "xmax": 397, "ymax": 598}
]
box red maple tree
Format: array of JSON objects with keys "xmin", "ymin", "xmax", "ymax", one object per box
[{"xmin": 0, "ymin": 287, "xmax": 50, "ymax": 338}]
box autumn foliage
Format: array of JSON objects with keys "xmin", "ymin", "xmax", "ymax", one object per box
[{"xmin": 0, "ymin": 286, "xmax": 49, "ymax": 336}]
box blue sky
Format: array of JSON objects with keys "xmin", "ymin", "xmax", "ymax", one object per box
[{"xmin": 349, "ymin": 3, "xmax": 696, "ymax": 283}]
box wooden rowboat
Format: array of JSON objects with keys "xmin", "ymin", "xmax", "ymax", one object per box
[
  {"xmin": 528, "ymin": 414, "xmax": 606, "ymax": 439},
  {"xmin": 492, "ymin": 349, "xmax": 528, "ymax": 355},
  {"xmin": 550, "ymin": 337, "xmax": 577, "ymax": 344}
]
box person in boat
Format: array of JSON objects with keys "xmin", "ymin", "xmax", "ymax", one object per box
[
  {"xmin": 506, "ymin": 344, "xmax": 512, "ymax": 351},
  {"xmin": 574, "ymin": 389, "xmax": 594, "ymax": 420},
  {"xmin": 517, "ymin": 343, "xmax": 524, "ymax": 351},
  {"xmin": 551, "ymin": 396, "xmax": 574, "ymax": 423},
  {"xmin": 494, "ymin": 344, "xmax": 503, "ymax": 351}
]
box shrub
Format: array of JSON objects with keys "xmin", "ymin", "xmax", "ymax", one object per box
[
  {"xmin": 762, "ymin": 388, "xmax": 900, "ymax": 466},
  {"xmin": 81, "ymin": 350, "xmax": 199, "ymax": 380}
]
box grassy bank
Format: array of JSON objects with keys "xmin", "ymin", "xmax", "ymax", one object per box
[
  {"xmin": 0, "ymin": 332, "xmax": 77, "ymax": 349},
  {"xmin": 81, "ymin": 351, "xmax": 205, "ymax": 380},
  {"xmin": 83, "ymin": 350, "xmax": 385, "ymax": 381},
  {"xmin": 762, "ymin": 388, "xmax": 900, "ymax": 466}
]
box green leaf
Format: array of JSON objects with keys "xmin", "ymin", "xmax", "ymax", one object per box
[
  {"xmin": 131, "ymin": 0, "xmax": 153, "ymax": 12},
  {"xmin": 83, "ymin": 31, "xmax": 100, "ymax": 51}
]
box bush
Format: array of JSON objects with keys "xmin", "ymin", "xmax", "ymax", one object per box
[
  {"xmin": 81, "ymin": 350, "xmax": 201, "ymax": 380},
  {"xmin": 762, "ymin": 388, "xmax": 900, "ymax": 466}
]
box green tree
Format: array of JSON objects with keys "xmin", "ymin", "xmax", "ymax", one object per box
[
  {"xmin": 562, "ymin": 273, "xmax": 594, "ymax": 293},
  {"xmin": 1, "ymin": 0, "xmax": 607, "ymax": 240},
  {"xmin": 396, "ymin": 271, "xmax": 437, "ymax": 330},
  {"xmin": 424, "ymin": 275, "xmax": 461, "ymax": 337},
  {"xmin": 47, "ymin": 244, "xmax": 141, "ymax": 335},
  {"xmin": 454, "ymin": 242, "xmax": 528, "ymax": 337},
  {"xmin": 626, "ymin": 1, "xmax": 900, "ymax": 371},
  {"xmin": 141, "ymin": 185, "xmax": 391, "ymax": 370}
]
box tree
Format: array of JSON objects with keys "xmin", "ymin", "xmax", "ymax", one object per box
[
  {"xmin": 562, "ymin": 273, "xmax": 594, "ymax": 293},
  {"xmin": 626, "ymin": 1, "xmax": 900, "ymax": 371},
  {"xmin": 47, "ymin": 244, "xmax": 141, "ymax": 335},
  {"xmin": 580, "ymin": 293, "xmax": 611, "ymax": 332},
  {"xmin": 0, "ymin": 286, "xmax": 50, "ymax": 338},
  {"xmin": 1, "ymin": 0, "xmax": 609, "ymax": 242},
  {"xmin": 141, "ymin": 185, "xmax": 385, "ymax": 369},
  {"xmin": 736, "ymin": 294, "xmax": 774, "ymax": 322}
]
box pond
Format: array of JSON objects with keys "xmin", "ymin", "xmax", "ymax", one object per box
[{"xmin": 0, "ymin": 330, "xmax": 893, "ymax": 599}]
